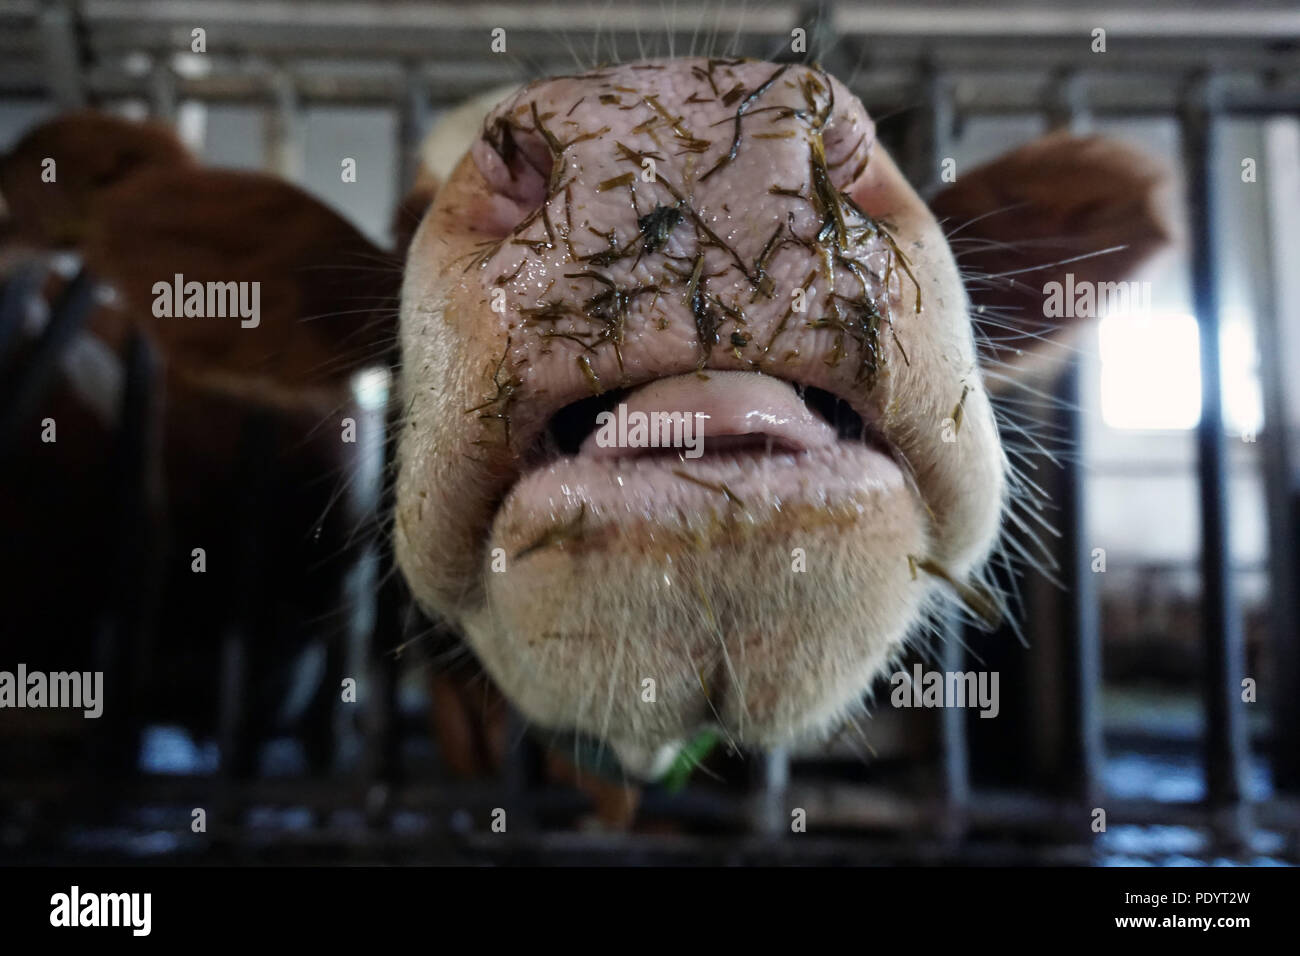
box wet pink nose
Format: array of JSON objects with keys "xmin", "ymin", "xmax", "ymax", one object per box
[{"xmin": 469, "ymin": 58, "xmax": 879, "ymax": 242}]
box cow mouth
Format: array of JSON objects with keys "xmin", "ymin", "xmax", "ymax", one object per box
[
  {"xmin": 536, "ymin": 374, "xmax": 876, "ymax": 460},
  {"xmin": 492, "ymin": 370, "xmax": 910, "ymax": 561}
]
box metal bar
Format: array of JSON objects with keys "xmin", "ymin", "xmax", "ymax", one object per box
[
  {"xmin": 750, "ymin": 748, "xmax": 789, "ymax": 836},
  {"xmin": 1054, "ymin": 359, "xmax": 1103, "ymax": 807},
  {"xmin": 0, "ymin": 261, "xmax": 46, "ymax": 368},
  {"xmin": 37, "ymin": 0, "xmax": 84, "ymax": 109},
  {"xmin": 217, "ymin": 412, "xmax": 281, "ymax": 789},
  {"xmin": 147, "ymin": 61, "xmax": 177, "ymax": 120},
  {"xmin": 61, "ymin": 0, "xmax": 1300, "ymax": 42},
  {"xmin": 1044, "ymin": 79, "xmax": 1103, "ymax": 808},
  {"xmin": 0, "ymin": 267, "xmax": 97, "ymax": 458},
  {"xmin": 11, "ymin": 60, "xmax": 1300, "ymax": 114},
  {"xmin": 361, "ymin": 572, "xmax": 405, "ymax": 827},
  {"xmin": 1257, "ymin": 117, "xmax": 1300, "ymax": 793},
  {"xmin": 938, "ymin": 612, "xmax": 971, "ymax": 834},
  {"xmin": 7, "ymin": 772, "xmax": 1300, "ymax": 837},
  {"xmin": 904, "ymin": 65, "xmax": 953, "ymax": 197},
  {"xmin": 265, "ymin": 68, "xmax": 302, "ymax": 179},
  {"xmin": 916, "ymin": 65, "xmax": 970, "ymax": 836},
  {"xmin": 214, "ymin": 632, "xmax": 250, "ymax": 839},
  {"xmin": 1046, "ymin": 69, "xmax": 1089, "ymax": 133},
  {"xmin": 501, "ymin": 708, "xmax": 537, "ymax": 833},
  {"xmin": 1180, "ymin": 74, "xmax": 1252, "ymax": 846},
  {"xmin": 361, "ymin": 400, "xmax": 409, "ymax": 825},
  {"xmin": 398, "ymin": 64, "xmax": 429, "ymax": 196},
  {"xmin": 91, "ymin": 329, "xmax": 161, "ymax": 776}
]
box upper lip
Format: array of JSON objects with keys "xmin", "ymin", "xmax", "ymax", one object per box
[{"xmin": 521, "ymin": 367, "xmax": 887, "ymax": 475}]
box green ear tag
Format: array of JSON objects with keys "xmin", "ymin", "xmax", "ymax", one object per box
[{"xmin": 657, "ymin": 729, "xmax": 722, "ymax": 793}]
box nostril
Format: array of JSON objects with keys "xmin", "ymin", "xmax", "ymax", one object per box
[
  {"xmin": 483, "ymin": 114, "xmax": 553, "ymax": 202},
  {"xmin": 469, "ymin": 108, "xmax": 555, "ymax": 236},
  {"xmin": 821, "ymin": 104, "xmax": 876, "ymax": 193}
]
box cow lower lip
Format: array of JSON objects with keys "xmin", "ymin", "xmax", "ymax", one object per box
[{"xmin": 494, "ymin": 441, "xmax": 908, "ymax": 561}]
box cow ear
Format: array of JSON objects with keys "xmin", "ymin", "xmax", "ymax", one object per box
[
  {"xmin": 0, "ymin": 112, "xmax": 192, "ymax": 247},
  {"xmin": 927, "ymin": 131, "xmax": 1177, "ymax": 381}
]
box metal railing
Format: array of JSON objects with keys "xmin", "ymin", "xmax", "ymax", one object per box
[{"xmin": 1, "ymin": 0, "xmax": 1297, "ymax": 864}]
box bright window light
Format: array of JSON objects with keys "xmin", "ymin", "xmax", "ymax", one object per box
[
  {"xmin": 351, "ymin": 366, "xmax": 391, "ymax": 411},
  {"xmin": 1100, "ymin": 312, "xmax": 1201, "ymax": 430},
  {"xmin": 1099, "ymin": 311, "xmax": 1264, "ymax": 434},
  {"xmin": 1220, "ymin": 312, "xmax": 1265, "ymax": 436}
]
